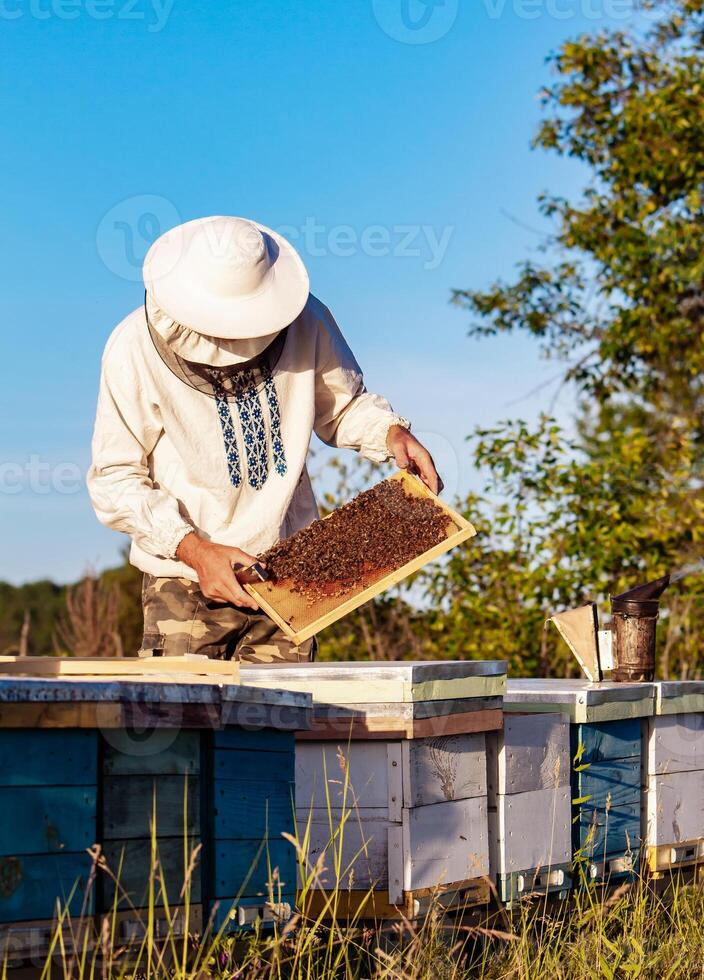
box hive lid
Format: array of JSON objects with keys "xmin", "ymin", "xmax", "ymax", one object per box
[
  {"xmin": 505, "ymin": 678, "xmax": 654, "ymax": 723},
  {"xmin": 0, "ymin": 677, "xmax": 312, "ymax": 731},
  {"xmin": 652, "ymin": 680, "xmax": 704, "ymax": 715},
  {"xmin": 240, "ymin": 660, "xmax": 507, "ymax": 704}
]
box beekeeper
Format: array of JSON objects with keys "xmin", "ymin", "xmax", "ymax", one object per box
[{"xmin": 88, "ymin": 216, "xmax": 441, "ymax": 662}]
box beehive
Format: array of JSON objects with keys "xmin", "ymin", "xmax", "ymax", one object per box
[
  {"xmin": 0, "ymin": 677, "xmax": 311, "ymax": 959},
  {"xmin": 244, "ymin": 471, "xmax": 476, "ymax": 646},
  {"xmin": 505, "ymin": 680, "xmax": 655, "ymax": 884},
  {"xmin": 644, "ymin": 681, "xmax": 704, "ymax": 876},
  {"xmin": 241, "ymin": 660, "xmax": 505, "ymax": 917},
  {"xmin": 486, "ymin": 713, "xmax": 572, "ymax": 904}
]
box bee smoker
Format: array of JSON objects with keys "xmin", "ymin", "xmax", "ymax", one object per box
[{"xmin": 610, "ymin": 574, "xmax": 670, "ymax": 682}]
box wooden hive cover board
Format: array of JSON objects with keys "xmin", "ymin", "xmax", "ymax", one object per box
[
  {"xmin": 653, "ymin": 681, "xmax": 704, "ymax": 715},
  {"xmin": 646, "ymin": 769, "xmax": 704, "ymax": 846},
  {"xmin": 646, "ymin": 714, "xmax": 704, "ymax": 774},
  {"xmin": 244, "ymin": 471, "xmax": 477, "ymax": 645},
  {"xmin": 487, "ymin": 713, "xmax": 570, "ymax": 796},
  {"xmin": 0, "ymin": 655, "xmax": 240, "ymax": 681},
  {"xmin": 240, "ymin": 660, "xmax": 506, "ymax": 705},
  {"xmin": 505, "ymin": 679, "xmax": 654, "ymax": 723},
  {"xmin": 489, "ymin": 786, "xmax": 572, "ymax": 875}
]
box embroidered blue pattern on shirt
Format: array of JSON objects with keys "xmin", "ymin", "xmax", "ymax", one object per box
[
  {"xmin": 210, "ymin": 373, "xmax": 242, "ymax": 488},
  {"xmin": 207, "ymin": 366, "xmax": 287, "ymax": 491},
  {"xmin": 236, "ymin": 369, "xmax": 269, "ymax": 490},
  {"xmin": 262, "ymin": 364, "xmax": 288, "ymax": 477}
]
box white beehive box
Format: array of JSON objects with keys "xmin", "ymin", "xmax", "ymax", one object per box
[
  {"xmin": 486, "ymin": 713, "xmax": 572, "ymax": 902},
  {"xmin": 645, "ymin": 683, "xmax": 704, "ymax": 873},
  {"xmin": 295, "ymin": 733, "xmax": 489, "ymax": 907}
]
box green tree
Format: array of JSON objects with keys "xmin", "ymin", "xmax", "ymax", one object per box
[{"xmin": 440, "ymin": 0, "xmax": 704, "ymax": 678}]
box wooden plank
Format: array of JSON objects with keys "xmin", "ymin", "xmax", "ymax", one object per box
[
  {"xmin": 102, "ymin": 729, "xmax": 201, "ymax": 776},
  {"xmin": 574, "ymin": 758, "xmax": 642, "ymax": 808},
  {"xmin": 401, "ymin": 797, "xmax": 489, "ymax": 891},
  {"xmin": 654, "ymin": 681, "xmax": 704, "ymax": 715},
  {"xmin": 487, "ymin": 713, "xmax": 570, "ymax": 796},
  {"xmin": 646, "ymin": 770, "xmax": 704, "ymax": 846},
  {"xmin": 0, "ymin": 656, "xmax": 240, "ymax": 679},
  {"xmin": 0, "ymin": 730, "xmax": 96, "ymax": 786},
  {"xmin": 295, "ymin": 741, "xmax": 395, "ymax": 812},
  {"xmin": 571, "ymin": 719, "xmax": 642, "ymax": 765},
  {"xmin": 0, "ymin": 853, "xmax": 93, "ymax": 923},
  {"xmin": 0, "ymin": 703, "xmax": 122, "ymax": 730},
  {"xmin": 0, "ymin": 786, "xmax": 96, "ymax": 856},
  {"xmin": 213, "ymin": 838, "xmax": 296, "ymax": 899},
  {"xmin": 295, "ymin": 809, "xmax": 390, "ymax": 890},
  {"xmin": 214, "ymin": 748, "xmax": 294, "ymax": 783},
  {"xmin": 297, "ymin": 707, "xmax": 503, "ymax": 741},
  {"xmin": 102, "ymin": 775, "xmax": 200, "ymax": 840},
  {"xmin": 214, "ymin": 729, "xmax": 294, "ymax": 752},
  {"xmin": 100, "ymin": 838, "xmax": 201, "ymax": 909},
  {"xmin": 214, "ymin": 779, "xmax": 295, "ymax": 841},
  {"xmin": 309, "ymin": 695, "xmax": 501, "ymax": 724},
  {"xmin": 244, "ymin": 471, "xmax": 478, "ymax": 645},
  {"xmin": 488, "ymin": 787, "xmax": 572, "ymax": 875},
  {"xmin": 110, "ymin": 904, "xmax": 203, "ymax": 944},
  {"xmin": 577, "ymin": 802, "xmax": 641, "ymax": 856},
  {"xmin": 401, "ymin": 734, "xmax": 486, "ymax": 807},
  {"xmin": 647, "ymin": 715, "xmax": 704, "ymax": 774}
]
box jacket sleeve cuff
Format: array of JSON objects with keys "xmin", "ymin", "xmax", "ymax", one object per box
[
  {"xmin": 155, "ymin": 519, "xmax": 194, "ymax": 560},
  {"xmin": 362, "ymin": 414, "xmax": 411, "ymax": 463}
]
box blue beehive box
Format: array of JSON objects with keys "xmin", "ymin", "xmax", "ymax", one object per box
[{"xmin": 0, "ymin": 676, "xmax": 310, "ymax": 956}]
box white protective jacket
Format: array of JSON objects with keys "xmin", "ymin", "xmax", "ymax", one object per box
[{"xmin": 87, "ymin": 294, "xmax": 408, "ymax": 580}]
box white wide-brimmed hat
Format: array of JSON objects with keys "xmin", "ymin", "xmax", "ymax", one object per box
[{"xmin": 143, "ymin": 215, "xmax": 310, "ymax": 340}]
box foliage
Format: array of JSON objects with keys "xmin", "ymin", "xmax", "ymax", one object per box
[{"xmin": 443, "ymin": 0, "xmax": 704, "ymax": 678}]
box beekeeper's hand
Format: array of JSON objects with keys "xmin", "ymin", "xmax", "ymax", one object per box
[
  {"xmin": 386, "ymin": 426, "xmax": 443, "ymax": 495},
  {"xmin": 176, "ymin": 533, "xmax": 260, "ymax": 609}
]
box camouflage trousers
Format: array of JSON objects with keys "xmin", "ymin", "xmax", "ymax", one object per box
[{"xmin": 139, "ymin": 574, "xmax": 316, "ymax": 663}]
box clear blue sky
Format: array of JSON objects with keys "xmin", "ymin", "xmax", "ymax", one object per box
[{"xmin": 0, "ymin": 0, "xmax": 637, "ymax": 584}]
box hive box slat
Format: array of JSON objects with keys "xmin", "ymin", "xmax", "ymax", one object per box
[
  {"xmin": 0, "ymin": 853, "xmax": 93, "ymax": 924},
  {"xmin": 296, "ymin": 741, "xmax": 400, "ymax": 815},
  {"xmin": 401, "ymin": 734, "xmax": 487, "ymax": 807},
  {"xmin": 646, "ymin": 714, "xmax": 704, "ymax": 774},
  {"xmin": 0, "ymin": 729, "xmax": 96, "ymax": 785},
  {"xmin": 488, "ymin": 786, "xmax": 572, "ymax": 874},
  {"xmin": 573, "ymin": 718, "xmax": 642, "ymax": 765},
  {"xmin": 102, "ymin": 729, "xmax": 201, "ymax": 776},
  {"xmin": 401, "ymin": 797, "xmax": 488, "ymax": 892},
  {"xmin": 487, "ymin": 713, "xmax": 570, "ymax": 796},
  {"xmin": 578, "ymin": 802, "xmax": 641, "ymax": 856},
  {"xmin": 574, "ymin": 758, "xmax": 642, "ymax": 809},
  {"xmin": 102, "ymin": 775, "xmax": 201, "ymax": 839},
  {"xmin": 0, "ymin": 786, "xmax": 97, "ymax": 855},
  {"xmin": 645, "ymin": 770, "xmax": 704, "ymax": 846},
  {"xmin": 102, "ymin": 837, "xmax": 201, "ymax": 908}
]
